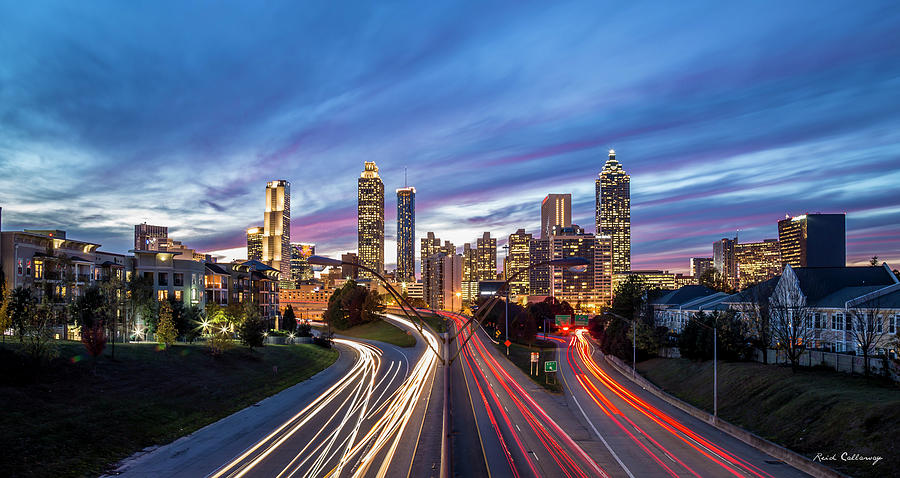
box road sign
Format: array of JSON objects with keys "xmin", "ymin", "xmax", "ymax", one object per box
[
  {"xmin": 544, "ymin": 361, "xmax": 558, "ymax": 373},
  {"xmin": 554, "ymin": 315, "xmax": 571, "ymax": 326},
  {"xmin": 574, "ymin": 314, "xmax": 589, "ymax": 326},
  {"xmin": 530, "ymin": 352, "xmax": 539, "ymax": 363},
  {"xmin": 504, "ymin": 339, "xmax": 512, "ymax": 347}
]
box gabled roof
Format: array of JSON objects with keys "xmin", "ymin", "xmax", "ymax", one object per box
[
  {"xmin": 853, "ymin": 288, "xmax": 900, "ymax": 309},
  {"xmin": 241, "ymin": 260, "xmax": 279, "ymax": 273},
  {"xmin": 650, "ymin": 285, "xmax": 717, "ymax": 306},
  {"xmin": 792, "ymin": 266, "xmax": 896, "ymax": 302},
  {"xmin": 811, "ymin": 285, "xmax": 884, "ymax": 308},
  {"xmin": 726, "ymin": 276, "xmax": 780, "ymax": 304},
  {"xmin": 204, "ymin": 262, "xmax": 229, "ymax": 275}
]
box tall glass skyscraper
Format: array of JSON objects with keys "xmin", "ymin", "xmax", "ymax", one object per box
[
  {"xmin": 396, "ymin": 186, "xmax": 416, "ymax": 282},
  {"xmin": 263, "ymin": 180, "xmax": 290, "ymax": 280},
  {"xmin": 246, "ymin": 226, "xmax": 263, "ymax": 261},
  {"xmin": 358, "ymin": 162, "xmax": 384, "ymax": 278},
  {"xmin": 596, "ymin": 150, "xmax": 631, "ymax": 274}
]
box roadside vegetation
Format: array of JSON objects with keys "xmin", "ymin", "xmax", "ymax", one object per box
[
  {"xmin": 321, "ymin": 280, "xmax": 416, "ymax": 347},
  {"xmin": 329, "ymin": 320, "xmax": 416, "ymax": 347},
  {"xmin": 499, "ymin": 340, "xmax": 563, "ymax": 393},
  {"xmin": 637, "ymin": 358, "xmax": 900, "ymax": 478},
  {"xmin": 0, "ymin": 340, "xmax": 338, "ymax": 478}
]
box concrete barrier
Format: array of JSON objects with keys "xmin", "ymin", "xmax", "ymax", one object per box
[{"xmin": 602, "ymin": 353, "xmax": 849, "ymax": 478}]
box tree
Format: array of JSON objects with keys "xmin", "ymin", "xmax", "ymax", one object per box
[
  {"xmin": 0, "ymin": 285, "xmax": 10, "ymax": 343},
  {"xmin": 9, "ymin": 287, "xmax": 37, "ymax": 342},
  {"xmin": 738, "ymin": 279, "xmax": 776, "ymax": 364},
  {"xmin": 594, "ymin": 275, "xmax": 659, "ymax": 361},
  {"xmin": 81, "ymin": 323, "xmax": 107, "ymax": 365},
  {"xmin": 698, "ymin": 268, "xmax": 735, "ymax": 293},
  {"xmin": 324, "ymin": 280, "xmax": 385, "ymax": 330},
  {"xmin": 769, "ymin": 277, "xmax": 815, "ymax": 371},
  {"xmin": 25, "ymin": 299, "xmax": 58, "ymax": 363},
  {"xmin": 156, "ymin": 300, "xmax": 177, "ymax": 349},
  {"xmin": 182, "ymin": 305, "xmax": 203, "ymax": 343},
  {"xmin": 72, "ymin": 285, "xmax": 106, "ymax": 333},
  {"xmin": 870, "ymin": 256, "xmax": 879, "ymax": 266},
  {"xmin": 238, "ymin": 301, "xmax": 266, "ymax": 350},
  {"xmin": 511, "ymin": 309, "xmax": 537, "ymax": 346},
  {"xmin": 204, "ymin": 303, "xmax": 234, "ymax": 356},
  {"xmin": 99, "ymin": 278, "xmax": 126, "ymax": 359},
  {"xmin": 283, "ymin": 305, "xmax": 296, "ymax": 329},
  {"xmin": 846, "ymin": 298, "xmax": 887, "ymax": 377},
  {"xmin": 126, "ymin": 274, "xmax": 155, "ymax": 340}
]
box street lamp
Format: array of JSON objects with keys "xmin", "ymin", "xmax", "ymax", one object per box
[{"xmin": 604, "ymin": 310, "xmax": 638, "ymax": 379}]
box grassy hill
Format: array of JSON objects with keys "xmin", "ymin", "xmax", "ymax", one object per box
[{"xmin": 637, "ymin": 358, "xmax": 900, "ymax": 478}]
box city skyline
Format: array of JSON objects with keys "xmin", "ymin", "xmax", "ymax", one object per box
[{"xmin": 1, "ymin": 2, "xmax": 898, "ymax": 272}]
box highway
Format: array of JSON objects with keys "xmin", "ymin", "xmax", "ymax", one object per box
[
  {"xmin": 557, "ymin": 329, "xmax": 811, "ymax": 478},
  {"xmin": 444, "ymin": 311, "xmax": 610, "ymax": 478},
  {"xmin": 207, "ymin": 315, "xmax": 440, "ymax": 478}
]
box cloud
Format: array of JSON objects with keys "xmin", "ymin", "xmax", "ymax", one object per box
[{"xmin": 1, "ymin": 1, "xmax": 898, "ymax": 274}]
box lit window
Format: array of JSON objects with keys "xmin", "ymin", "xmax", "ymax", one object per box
[
  {"xmin": 174, "ymin": 290, "xmax": 183, "ymax": 301},
  {"xmin": 158, "ymin": 290, "xmax": 168, "ymax": 301}
]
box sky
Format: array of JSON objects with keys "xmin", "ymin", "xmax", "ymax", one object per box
[{"xmin": 1, "ymin": 1, "xmax": 899, "ymax": 275}]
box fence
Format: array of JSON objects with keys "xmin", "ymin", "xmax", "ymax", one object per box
[{"xmin": 748, "ymin": 348, "xmax": 898, "ymax": 380}]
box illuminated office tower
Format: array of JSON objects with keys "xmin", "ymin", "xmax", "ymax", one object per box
[
  {"xmin": 461, "ymin": 242, "xmax": 479, "ymax": 301},
  {"xmin": 290, "ymin": 243, "xmax": 315, "ymax": 282},
  {"xmin": 713, "ymin": 237, "xmax": 738, "ymax": 289},
  {"xmin": 358, "ymin": 162, "xmax": 384, "ymax": 278},
  {"xmin": 506, "ymin": 229, "xmax": 532, "ymax": 296},
  {"xmin": 735, "ymin": 239, "xmax": 781, "ymax": 289},
  {"xmin": 135, "ymin": 223, "xmax": 168, "ymax": 251},
  {"xmin": 541, "ymin": 194, "xmax": 571, "ymax": 239},
  {"xmin": 549, "ymin": 225, "xmax": 597, "ymax": 305},
  {"xmin": 690, "ymin": 257, "xmax": 714, "ymax": 278},
  {"xmin": 476, "ymin": 232, "xmax": 497, "ymax": 281},
  {"xmin": 422, "ymin": 252, "xmax": 462, "ymax": 311},
  {"xmin": 595, "ymin": 235, "xmax": 613, "ymax": 305},
  {"xmin": 529, "ymin": 238, "xmax": 551, "ymax": 296},
  {"xmin": 396, "ymin": 186, "xmax": 416, "ymax": 282},
  {"xmin": 597, "ymin": 149, "xmax": 631, "ymax": 274},
  {"xmin": 263, "ymin": 180, "xmax": 291, "ymax": 280},
  {"xmin": 246, "ymin": 226, "xmax": 263, "ymax": 261},
  {"xmin": 777, "ymin": 213, "xmax": 846, "ymax": 268}
]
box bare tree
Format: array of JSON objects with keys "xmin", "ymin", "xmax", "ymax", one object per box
[
  {"xmin": 738, "ymin": 279, "xmax": 776, "ymax": 364},
  {"xmin": 769, "ymin": 274, "xmax": 815, "ymax": 371},
  {"xmin": 846, "ymin": 295, "xmax": 887, "ymax": 377}
]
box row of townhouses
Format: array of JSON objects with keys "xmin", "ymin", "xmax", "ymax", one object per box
[
  {"xmin": 652, "ymin": 263, "xmax": 900, "ymax": 355},
  {"xmin": 0, "ymin": 229, "xmax": 283, "ymax": 336}
]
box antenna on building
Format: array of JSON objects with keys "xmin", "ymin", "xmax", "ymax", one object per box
[{"xmin": 404, "ymin": 167, "xmax": 408, "ymax": 187}]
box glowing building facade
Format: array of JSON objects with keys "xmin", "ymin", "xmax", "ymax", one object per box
[
  {"xmin": 290, "ymin": 242, "xmax": 315, "ymax": 282},
  {"xmin": 690, "ymin": 257, "xmax": 714, "ymax": 278},
  {"xmin": 549, "ymin": 225, "xmax": 597, "ymax": 304},
  {"xmin": 777, "ymin": 213, "xmax": 846, "ymax": 268},
  {"xmin": 506, "ymin": 229, "xmax": 531, "ymax": 296},
  {"xmin": 476, "ymin": 232, "xmax": 497, "ymax": 281},
  {"xmin": 540, "ymin": 194, "xmax": 571, "ymax": 239},
  {"xmin": 246, "ymin": 226, "xmax": 263, "ymax": 261},
  {"xmin": 735, "ymin": 239, "xmax": 781, "ymax": 289},
  {"xmin": 357, "ymin": 162, "xmax": 384, "ymax": 278},
  {"xmin": 134, "ymin": 223, "xmax": 168, "ymax": 251},
  {"xmin": 597, "ymin": 150, "xmax": 631, "ymax": 274},
  {"xmin": 396, "ymin": 186, "xmax": 416, "ymax": 282},
  {"xmin": 713, "ymin": 237, "xmax": 738, "ymax": 289},
  {"xmin": 262, "ymin": 180, "xmax": 291, "ymax": 280},
  {"xmin": 461, "ymin": 242, "xmax": 479, "ymax": 301}
]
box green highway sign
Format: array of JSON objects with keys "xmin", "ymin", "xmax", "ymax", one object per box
[
  {"xmin": 574, "ymin": 314, "xmax": 589, "ymax": 326},
  {"xmin": 544, "ymin": 361, "xmax": 558, "ymax": 373},
  {"xmin": 554, "ymin": 315, "xmax": 571, "ymax": 326}
]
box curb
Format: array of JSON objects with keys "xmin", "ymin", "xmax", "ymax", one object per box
[{"xmin": 602, "ymin": 353, "xmax": 849, "ymax": 478}]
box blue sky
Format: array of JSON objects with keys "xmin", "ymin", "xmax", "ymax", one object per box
[{"xmin": 1, "ymin": 1, "xmax": 898, "ymax": 273}]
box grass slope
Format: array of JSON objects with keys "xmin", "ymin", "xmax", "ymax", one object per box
[
  {"xmin": 333, "ymin": 320, "xmax": 416, "ymax": 347},
  {"xmin": 0, "ymin": 341, "xmax": 338, "ymax": 478},
  {"xmin": 637, "ymin": 358, "xmax": 900, "ymax": 478},
  {"xmin": 498, "ymin": 341, "xmax": 563, "ymax": 393}
]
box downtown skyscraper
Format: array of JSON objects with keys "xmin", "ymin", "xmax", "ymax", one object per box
[
  {"xmin": 358, "ymin": 161, "xmax": 384, "ymax": 278},
  {"xmin": 596, "ymin": 149, "xmax": 631, "ymax": 274},
  {"xmin": 262, "ymin": 180, "xmax": 291, "ymax": 280},
  {"xmin": 396, "ymin": 186, "xmax": 416, "ymax": 282},
  {"xmin": 246, "ymin": 226, "xmax": 263, "ymax": 261},
  {"xmin": 540, "ymin": 194, "xmax": 571, "ymax": 239}
]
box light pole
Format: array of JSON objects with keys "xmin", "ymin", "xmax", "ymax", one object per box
[
  {"xmin": 502, "ymin": 244, "xmax": 509, "ymax": 355},
  {"xmin": 605, "ymin": 310, "xmax": 637, "ymax": 378}
]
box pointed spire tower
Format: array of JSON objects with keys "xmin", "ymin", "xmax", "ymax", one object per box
[{"xmin": 596, "ymin": 149, "xmax": 631, "ymax": 274}]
